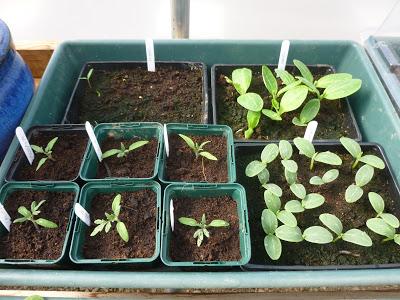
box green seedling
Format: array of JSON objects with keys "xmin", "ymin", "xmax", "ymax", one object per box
[
  {"xmin": 91, "ymin": 194, "xmax": 129, "ymax": 242},
  {"xmin": 293, "ymin": 137, "xmax": 342, "ymax": 170},
  {"xmin": 367, "ymin": 192, "xmax": 400, "ymax": 229},
  {"xmin": 340, "ymin": 137, "xmax": 385, "ymax": 169},
  {"xmin": 278, "ymin": 140, "xmax": 299, "ymax": 185},
  {"xmin": 366, "ymin": 214, "xmax": 400, "ymax": 245},
  {"xmin": 263, "ymin": 191, "xmax": 297, "ymax": 228},
  {"xmin": 31, "ymin": 137, "xmax": 58, "ymax": 171},
  {"xmin": 345, "ymin": 164, "xmax": 374, "ymax": 203},
  {"xmin": 285, "ymin": 183, "xmax": 325, "ymax": 213},
  {"xmin": 319, "ymin": 213, "xmax": 372, "ymax": 246},
  {"xmin": 309, "ymin": 169, "xmax": 339, "ymax": 185},
  {"xmin": 178, "ymin": 213, "xmax": 229, "ymax": 247},
  {"xmin": 178, "ymin": 134, "xmax": 218, "ymax": 161},
  {"xmin": 101, "ymin": 140, "xmax": 149, "ymax": 159},
  {"xmin": 13, "ymin": 200, "xmax": 58, "ymax": 230},
  {"xmin": 79, "ymin": 68, "xmax": 94, "ymax": 88},
  {"xmin": 245, "ymin": 143, "xmax": 279, "ymax": 180}
]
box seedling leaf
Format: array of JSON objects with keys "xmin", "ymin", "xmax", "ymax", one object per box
[
  {"xmin": 45, "ymin": 137, "xmax": 58, "ymax": 152},
  {"xmin": 231, "ymin": 68, "xmax": 252, "ymax": 95},
  {"xmin": 345, "ymin": 184, "xmax": 364, "ymax": 203},
  {"xmin": 340, "ymin": 137, "xmax": 362, "ymax": 158},
  {"xmin": 342, "ymin": 229, "xmax": 372, "ymax": 247},
  {"xmin": 355, "ymin": 164, "xmax": 374, "ymax": 187},
  {"xmin": 199, "ymin": 151, "xmax": 218, "ymax": 160},
  {"xmin": 314, "ymin": 151, "xmax": 342, "ymax": 166},
  {"xmin": 302, "ymin": 193, "xmax": 325, "ymax": 209},
  {"xmin": 258, "ymin": 168, "xmax": 270, "ymax": 185},
  {"xmin": 290, "ymin": 183, "xmax": 306, "ymax": 199},
  {"xmin": 116, "ymin": 222, "xmax": 129, "ymax": 242},
  {"xmin": 310, "ymin": 176, "xmax": 324, "ymax": 185},
  {"xmin": 303, "ymin": 226, "xmax": 333, "ymax": 244},
  {"xmin": 279, "ymin": 140, "xmax": 293, "ymax": 160},
  {"xmin": 284, "ymin": 169, "xmax": 297, "ymax": 185},
  {"xmin": 208, "ymin": 219, "xmax": 229, "ymax": 227},
  {"xmin": 323, "ymin": 79, "xmax": 362, "ymax": 100},
  {"xmin": 178, "ymin": 217, "xmax": 199, "ymax": 227},
  {"xmin": 275, "ymin": 225, "xmax": 303, "ymax": 242},
  {"xmin": 281, "ymin": 160, "xmax": 298, "ymax": 173},
  {"xmin": 315, "ymin": 73, "xmax": 352, "ymax": 88},
  {"xmin": 285, "ymin": 200, "xmax": 305, "ymax": 213},
  {"xmin": 366, "ymin": 218, "xmax": 396, "ymax": 238},
  {"xmin": 293, "ymin": 137, "xmax": 315, "ymax": 158},
  {"xmin": 322, "ymin": 169, "xmax": 339, "ymax": 183},
  {"xmin": 36, "ymin": 218, "xmax": 58, "ymax": 228},
  {"xmin": 262, "ymin": 65, "xmax": 278, "ymax": 96},
  {"xmin": 263, "ymin": 183, "xmax": 283, "ymax": 197},
  {"xmin": 245, "ymin": 160, "xmax": 266, "ymax": 177},
  {"xmin": 36, "ymin": 157, "xmax": 48, "ymax": 171},
  {"xmin": 359, "ymin": 155, "xmax": 385, "ymax": 170},
  {"xmin": 128, "ymin": 140, "xmax": 149, "ymax": 151},
  {"xmin": 237, "ymin": 93, "xmax": 264, "ymax": 111},
  {"xmin": 381, "ymin": 213, "xmax": 400, "ymax": 229},
  {"xmin": 264, "ymin": 234, "xmax": 282, "ymax": 260},
  {"xmin": 264, "ymin": 190, "xmax": 281, "ymax": 213},
  {"xmin": 299, "ymin": 98, "xmax": 320, "ymax": 124},
  {"xmin": 262, "ymin": 109, "xmax": 282, "ymax": 121},
  {"xmin": 275, "ymin": 69, "xmax": 295, "ymax": 85},
  {"xmin": 293, "ymin": 59, "xmax": 313, "ymax": 83},
  {"xmin": 319, "ymin": 213, "xmax": 343, "ymax": 236},
  {"xmin": 261, "ymin": 144, "xmax": 279, "ymax": 164},
  {"xmin": 261, "ymin": 209, "xmax": 278, "ymax": 234},
  {"xmin": 279, "ymin": 85, "xmax": 309, "ymax": 114},
  {"xmin": 277, "ymin": 210, "xmax": 297, "ymax": 227},
  {"xmin": 179, "ymin": 134, "xmax": 196, "ymax": 151},
  {"xmin": 368, "ymin": 192, "xmax": 384, "ymax": 215}
]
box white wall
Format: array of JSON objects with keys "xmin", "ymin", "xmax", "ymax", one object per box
[{"xmin": 0, "ymin": 0, "xmax": 398, "ymax": 42}]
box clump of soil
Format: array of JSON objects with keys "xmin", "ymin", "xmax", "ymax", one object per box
[
  {"xmin": 71, "ymin": 63, "xmax": 205, "ymax": 124},
  {"xmin": 236, "ymin": 144, "xmax": 400, "ymax": 266},
  {"xmin": 96, "ymin": 137, "xmax": 158, "ymax": 179},
  {"xmin": 165, "ymin": 135, "xmax": 228, "ymax": 182},
  {"xmin": 0, "ymin": 190, "xmax": 75, "ymax": 260},
  {"xmin": 215, "ymin": 65, "xmax": 358, "ymax": 140},
  {"xmin": 12, "ymin": 130, "xmax": 88, "ymax": 181},
  {"xmin": 83, "ymin": 190, "xmax": 157, "ymax": 259},
  {"xmin": 170, "ymin": 196, "xmax": 241, "ymax": 262}
]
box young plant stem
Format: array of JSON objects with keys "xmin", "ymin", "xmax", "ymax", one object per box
[
  {"xmin": 103, "ymin": 162, "xmax": 112, "ymax": 177},
  {"xmin": 351, "ymin": 159, "xmax": 359, "ymax": 169},
  {"xmin": 382, "ymin": 237, "xmax": 392, "ymax": 243},
  {"xmin": 201, "ymin": 157, "xmax": 207, "ymax": 182}
]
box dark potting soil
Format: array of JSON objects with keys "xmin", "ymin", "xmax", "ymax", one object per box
[
  {"xmin": 170, "ymin": 196, "xmax": 241, "ymax": 262},
  {"xmin": 165, "ymin": 135, "xmax": 228, "ymax": 182},
  {"xmin": 83, "ymin": 190, "xmax": 157, "ymax": 259},
  {"xmin": 0, "ymin": 190, "xmax": 75, "ymax": 260},
  {"xmin": 13, "ymin": 131, "xmax": 88, "ymax": 181},
  {"xmin": 236, "ymin": 146, "xmax": 400, "ymax": 266},
  {"xmin": 215, "ymin": 66, "xmax": 358, "ymax": 140},
  {"xmin": 74, "ymin": 64, "xmax": 204, "ymax": 124},
  {"xmin": 96, "ymin": 137, "xmax": 158, "ymax": 179}
]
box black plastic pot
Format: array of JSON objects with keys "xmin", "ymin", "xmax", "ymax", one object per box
[
  {"xmin": 62, "ymin": 61, "xmax": 209, "ymax": 124},
  {"xmin": 5, "ymin": 124, "xmax": 87, "ymax": 182},
  {"xmin": 235, "ymin": 141, "xmax": 400, "ymax": 270},
  {"xmin": 211, "ymin": 64, "xmax": 362, "ymax": 143}
]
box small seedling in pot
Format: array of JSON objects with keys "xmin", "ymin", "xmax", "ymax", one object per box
[
  {"xmin": 285, "ymin": 183, "xmax": 325, "ymax": 213},
  {"xmin": 345, "ymin": 164, "xmax": 375, "ymax": 203},
  {"xmin": 178, "ymin": 213, "xmax": 229, "ymax": 247},
  {"xmin": 278, "ymin": 140, "xmax": 299, "ymax": 185},
  {"xmin": 79, "ymin": 68, "xmax": 94, "ymax": 88},
  {"xmin": 91, "ymin": 194, "xmax": 129, "ymax": 242},
  {"xmin": 263, "ymin": 190, "xmax": 297, "ymax": 228},
  {"xmin": 340, "ymin": 137, "xmax": 385, "ymax": 169},
  {"xmin": 309, "ymin": 169, "xmax": 339, "ymax": 186},
  {"xmin": 31, "ymin": 137, "xmax": 58, "ymax": 171},
  {"xmin": 367, "ymin": 192, "xmax": 400, "ymax": 229},
  {"xmin": 366, "ymin": 208, "xmax": 400, "ymax": 245},
  {"xmin": 178, "ymin": 134, "xmax": 218, "ymax": 161},
  {"xmin": 13, "ymin": 200, "xmax": 58, "ymax": 230},
  {"xmin": 319, "ymin": 213, "xmax": 372, "ymax": 246},
  {"xmin": 245, "ymin": 143, "xmax": 279, "ymax": 180},
  {"xmin": 293, "ymin": 137, "xmax": 342, "ymax": 170},
  {"xmin": 101, "ymin": 140, "xmax": 149, "ymax": 159}
]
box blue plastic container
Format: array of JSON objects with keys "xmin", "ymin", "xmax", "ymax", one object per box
[{"xmin": 0, "ymin": 19, "xmax": 34, "ymax": 161}]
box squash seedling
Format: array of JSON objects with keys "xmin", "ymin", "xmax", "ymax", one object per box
[
  {"xmin": 285, "ymin": 183, "xmax": 325, "ymax": 213},
  {"xmin": 31, "ymin": 137, "xmax": 58, "ymax": 171},
  {"xmin": 91, "ymin": 194, "xmax": 129, "ymax": 242},
  {"xmin": 309, "ymin": 169, "xmax": 339, "ymax": 186},
  {"xmin": 101, "ymin": 140, "xmax": 149, "ymax": 159},
  {"xmin": 340, "ymin": 137, "xmax": 385, "ymax": 169},
  {"xmin": 293, "ymin": 137, "xmax": 342, "ymax": 170},
  {"xmin": 79, "ymin": 68, "xmax": 94, "ymax": 88},
  {"xmin": 178, "ymin": 213, "xmax": 229, "ymax": 247},
  {"xmin": 367, "ymin": 192, "xmax": 400, "ymax": 229},
  {"xmin": 263, "ymin": 190, "xmax": 297, "ymax": 227},
  {"xmin": 13, "ymin": 200, "xmax": 58, "ymax": 230},
  {"xmin": 345, "ymin": 164, "xmax": 375, "ymax": 203},
  {"xmin": 245, "ymin": 143, "xmax": 279, "ymax": 180}
]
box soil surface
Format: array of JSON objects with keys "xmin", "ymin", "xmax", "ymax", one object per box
[
  {"xmin": 0, "ymin": 190, "xmax": 75, "ymax": 260},
  {"xmin": 165, "ymin": 135, "xmax": 228, "ymax": 182},
  {"xmin": 170, "ymin": 196, "xmax": 241, "ymax": 262},
  {"xmin": 72, "ymin": 63, "xmax": 205, "ymax": 124},
  {"xmin": 83, "ymin": 190, "xmax": 157, "ymax": 259},
  {"xmin": 236, "ymin": 145, "xmax": 400, "ymax": 267},
  {"xmin": 215, "ymin": 65, "xmax": 358, "ymax": 140},
  {"xmin": 96, "ymin": 137, "xmax": 158, "ymax": 179},
  {"xmin": 13, "ymin": 131, "xmax": 88, "ymax": 181}
]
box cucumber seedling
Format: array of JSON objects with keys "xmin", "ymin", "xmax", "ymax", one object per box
[
  {"xmin": 309, "ymin": 169, "xmax": 339, "ymax": 186},
  {"xmin": 345, "ymin": 164, "xmax": 374, "ymax": 203},
  {"xmin": 340, "ymin": 137, "xmax": 385, "ymax": 169},
  {"xmin": 101, "ymin": 140, "xmax": 149, "ymax": 159},
  {"xmin": 245, "ymin": 143, "xmax": 279, "ymax": 182},
  {"xmin": 31, "ymin": 137, "xmax": 58, "ymax": 171},
  {"xmin": 367, "ymin": 192, "xmax": 400, "ymax": 230},
  {"xmin": 13, "ymin": 200, "xmax": 58, "ymax": 230},
  {"xmin": 285, "ymin": 183, "xmax": 325, "ymax": 213}
]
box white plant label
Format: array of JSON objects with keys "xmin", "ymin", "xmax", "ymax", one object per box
[
  {"xmin": 74, "ymin": 203, "xmax": 91, "ymax": 226},
  {"xmin": 145, "ymin": 38, "xmax": 155, "ymax": 72},
  {"xmin": 170, "ymin": 199, "xmax": 175, "ymax": 232},
  {"xmin": 85, "ymin": 121, "xmax": 103, "ymax": 162},
  {"xmin": 163, "ymin": 124, "xmax": 170, "ymax": 157},
  {"xmin": 277, "ymin": 40, "xmax": 290, "ymax": 70},
  {"xmin": 304, "ymin": 121, "xmax": 318, "ymax": 142},
  {"xmin": 0, "ymin": 204, "xmax": 11, "ymax": 232},
  {"xmin": 15, "ymin": 126, "xmax": 34, "ymax": 165}
]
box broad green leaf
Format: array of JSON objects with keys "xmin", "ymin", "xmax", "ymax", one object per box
[
  {"xmin": 281, "ymin": 160, "xmax": 298, "ymax": 173},
  {"xmin": 247, "ymin": 110, "xmax": 261, "ymax": 129},
  {"xmin": 91, "ymin": 223, "xmax": 105, "ymax": 236},
  {"xmin": 31, "ymin": 145, "xmax": 44, "ymax": 154},
  {"xmin": 296, "ymin": 76, "xmax": 318, "ymax": 94},
  {"xmin": 303, "ymin": 226, "xmax": 333, "ymax": 244},
  {"xmin": 342, "ymin": 229, "xmax": 372, "ymax": 247},
  {"xmin": 208, "ymin": 219, "xmax": 230, "ymax": 227},
  {"xmin": 340, "ymin": 137, "xmax": 362, "ymax": 158},
  {"xmin": 261, "ymin": 209, "xmax": 278, "ymax": 234},
  {"xmin": 36, "ymin": 218, "xmax": 58, "ymax": 228},
  {"xmin": 178, "ymin": 217, "xmax": 199, "ymax": 227},
  {"xmin": 264, "ymin": 190, "xmax": 281, "ymax": 213},
  {"xmin": 262, "ymin": 109, "xmax": 282, "ymax": 121},
  {"xmin": 112, "ymin": 194, "xmax": 121, "ymax": 214},
  {"xmin": 319, "ymin": 213, "xmax": 343, "ymax": 236},
  {"xmin": 366, "ymin": 218, "xmax": 396, "ymax": 238},
  {"xmin": 284, "ymin": 169, "xmax": 297, "ymax": 185},
  {"xmin": 18, "ymin": 206, "xmax": 31, "ymax": 218},
  {"xmin": 36, "ymin": 157, "xmax": 48, "ymax": 171},
  {"xmin": 279, "ymin": 140, "xmax": 293, "ymax": 160},
  {"xmin": 290, "ymin": 183, "xmax": 306, "ymax": 199},
  {"xmin": 381, "ymin": 213, "xmax": 400, "ymax": 229},
  {"xmin": 303, "ymin": 193, "xmax": 325, "ymax": 209},
  {"xmin": 293, "ymin": 59, "xmax": 313, "ymax": 83},
  {"xmin": 309, "ymin": 176, "xmax": 324, "ymax": 185},
  {"xmin": 128, "ymin": 140, "xmax": 149, "ymax": 151},
  {"xmin": 355, "ymin": 164, "xmax": 374, "ymax": 187},
  {"xmin": 299, "ymin": 98, "xmax": 320, "ymax": 123},
  {"xmin": 261, "ymin": 143, "xmax": 279, "ymax": 163},
  {"xmin": 285, "ymin": 200, "xmax": 305, "ymax": 213},
  {"xmin": 394, "ymin": 234, "xmax": 400, "ymax": 246},
  {"xmin": 264, "ymin": 234, "xmax": 282, "ymax": 260},
  {"xmin": 323, "ymin": 79, "xmax": 362, "ymax": 100},
  {"xmin": 45, "ymin": 137, "xmax": 58, "ymax": 152},
  {"xmin": 199, "ymin": 151, "xmax": 218, "ymax": 161},
  {"xmin": 262, "ymin": 65, "xmax": 278, "ymax": 96},
  {"xmin": 231, "ymin": 68, "xmax": 252, "ymax": 95},
  {"xmin": 277, "ymin": 210, "xmax": 297, "ymax": 227},
  {"xmin": 322, "ymin": 169, "xmax": 339, "ymax": 183},
  {"xmin": 275, "ymin": 69, "xmax": 295, "ymax": 85},
  {"xmin": 293, "ymin": 137, "xmax": 315, "ymax": 158},
  {"xmin": 116, "ymin": 221, "xmax": 129, "ymax": 242},
  {"xmin": 245, "ymin": 160, "xmax": 266, "ymax": 177},
  {"xmin": 279, "ymin": 85, "xmax": 309, "ymax": 114},
  {"xmin": 263, "ymin": 183, "xmax": 283, "ymax": 197},
  {"xmin": 345, "ymin": 184, "xmax": 364, "ymax": 203},
  {"xmin": 292, "ymin": 117, "xmax": 307, "ymax": 127},
  {"xmin": 315, "ymin": 151, "xmax": 342, "ymax": 166},
  {"xmin": 257, "ymin": 168, "xmax": 270, "ymax": 185},
  {"xmin": 237, "ymin": 92, "xmax": 264, "ymax": 111},
  {"xmin": 315, "ymin": 73, "xmax": 353, "ymax": 88},
  {"xmin": 276, "ymin": 80, "xmax": 302, "ymax": 97},
  {"xmin": 275, "ymin": 225, "xmax": 303, "ymax": 242},
  {"xmin": 178, "ymin": 134, "xmax": 196, "ymax": 151},
  {"xmin": 368, "ymin": 192, "xmax": 384, "ymax": 215},
  {"xmin": 359, "ymin": 155, "xmax": 385, "ymax": 170}
]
